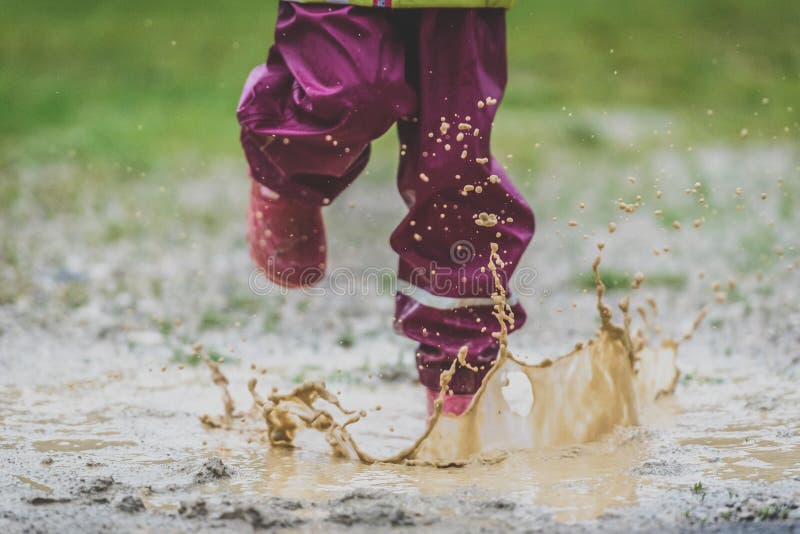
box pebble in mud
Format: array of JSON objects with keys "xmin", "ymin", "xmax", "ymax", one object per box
[
  {"xmin": 326, "ymin": 490, "xmax": 430, "ymax": 528},
  {"xmin": 79, "ymin": 476, "xmax": 114, "ymax": 494},
  {"xmin": 194, "ymin": 457, "xmax": 232, "ymax": 483},
  {"xmin": 116, "ymin": 495, "xmax": 145, "ymax": 513},
  {"xmin": 218, "ymin": 505, "xmax": 306, "ymax": 530},
  {"xmin": 179, "ymin": 499, "xmax": 208, "ymax": 518},
  {"xmin": 684, "ymin": 491, "xmax": 799, "ymax": 525}
]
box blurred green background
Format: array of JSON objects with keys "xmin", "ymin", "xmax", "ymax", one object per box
[
  {"xmin": 0, "ymin": 0, "xmax": 797, "ymax": 339},
  {"xmin": 1, "ymin": 0, "xmax": 798, "ymax": 174}
]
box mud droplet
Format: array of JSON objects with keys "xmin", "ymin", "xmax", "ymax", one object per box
[
  {"xmin": 475, "ymin": 213, "xmax": 498, "ymax": 227},
  {"xmin": 631, "ymin": 272, "xmax": 645, "ymax": 290}
]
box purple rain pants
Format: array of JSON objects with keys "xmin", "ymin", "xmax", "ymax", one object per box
[{"xmin": 238, "ymin": 1, "xmax": 535, "ymax": 394}]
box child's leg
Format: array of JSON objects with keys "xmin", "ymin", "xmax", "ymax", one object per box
[
  {"xmin": 390, "ymin": 9, "xmax": 535, "ymax": 397},
  {"xmin": 237, "ymin": 2, "xmax": 417, "ymax": 207},
  {"xmin": 238, "ymin": 3, "xmax": 416, "ymax": 287}
]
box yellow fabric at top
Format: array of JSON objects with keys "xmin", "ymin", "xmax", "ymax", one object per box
[{"xmin": 286, "ymin": 0, "xmax": 515, "ymax": 8}]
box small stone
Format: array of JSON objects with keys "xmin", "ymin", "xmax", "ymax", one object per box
[
  {"xmin": 179, "ymin": 499, "xmax": 208, "ymax": 518},
  {"xmin": 195, "ymin": 457, "xmax": 232, "ymax": 483},
  {"xmin": 117, "ymin": 495, "xmax": 145, "ymax": 513}
]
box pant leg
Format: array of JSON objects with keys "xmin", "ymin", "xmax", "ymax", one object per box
[
  {"xmin": 390, "ymin": 9, "xmax": 536, "ymax": 394},
  {"xmin": 237, "ymin": 2, "xmax": 417, "ymax": 206}
]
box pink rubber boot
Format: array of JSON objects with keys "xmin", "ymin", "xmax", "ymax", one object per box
[
  {"xmin": 247, "ymin": 177, "xmax": 326, "ymax": 289},
  {"xmin": 426, "ymin": 389, "xmax": 474, "ymax": 417}
]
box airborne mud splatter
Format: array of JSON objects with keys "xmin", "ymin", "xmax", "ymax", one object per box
[{"xmin": 202, "ymin": 244, "xmax": 706, "ymax": 467}]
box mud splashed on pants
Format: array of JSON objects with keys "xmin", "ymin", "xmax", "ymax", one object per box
[{"xmin": 201, "ymin": 244, "xmax": 705, "ymax": 466}]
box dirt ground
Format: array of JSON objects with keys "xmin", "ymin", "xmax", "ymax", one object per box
[{"xmin": 1, "ymin": 133, "xmax": 799, "ymax": 532}]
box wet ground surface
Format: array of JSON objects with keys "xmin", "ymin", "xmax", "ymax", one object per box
[
  {"xmin": 1, "ymin": 320, "xmax": 798, "ymax": 532},
  {"xmin": 1, "ymin": 138, "xmax": 799, "ymax": 531}
]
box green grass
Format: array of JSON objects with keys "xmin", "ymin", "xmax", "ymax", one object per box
[
  {"xmin": 575, "ymin": 269, "xmax": 687, "ymax": 292},
  {"xmin": 60, "ymin": 282, "xmax": 90, "ymax": 308},
  {"xmin": 736, "ymin": 226, "xmax": 779, "ymax": 272},
  {"xmin": 171, "ymin": 348, "xmax": 226, "ymax": 366},
  {"xmin": 1, "ymin": 0, "xmax": 798, "ymax": 174},
  {"xmin": 1, "ymin": 1, "xmax": 275, "ymax": 170},
  {"xmin": 337, "ymin": 329, "xmax": 356, "ymax": 349},
  {"xmin": 199, "ymin": 308, "xmax": 228, "ymax": 331},
  {"xmin": 690, "ymin": 481, "xmax": 707, "ymax": 502}
]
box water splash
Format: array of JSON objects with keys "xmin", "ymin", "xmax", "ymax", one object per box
[{"xmin": 202, "ymin": 243, "xmax": 706, "ymax": 466}]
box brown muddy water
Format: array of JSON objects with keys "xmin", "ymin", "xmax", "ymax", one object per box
[
  {"xmin": 2, "ymin": 269, "xmax": 799, "ymax": 531},
  {"xmin": 202, "ymin": 245, "xmax": 699, "ymax": 468}
]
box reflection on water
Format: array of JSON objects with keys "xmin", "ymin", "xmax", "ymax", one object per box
[
  {"xmin": 680, "ymin": 419, "xmax": 800, "ymax": 483},
  {"xmin": 220, "ymin": 429, "xmax": 649, "ymax": 523},
  {"xmin": 32, "ymin": 438, "xmax": 137, "ymax": 453}
]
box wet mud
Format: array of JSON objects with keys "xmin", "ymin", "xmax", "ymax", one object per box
[{"xmin": 2, "ymin": 144, "xmax": 800, "ymax": 531}]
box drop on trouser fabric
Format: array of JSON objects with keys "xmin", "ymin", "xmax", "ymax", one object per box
[{"xmin": 237, "ymin": 2, "xmax": 535, "ymax": 394}]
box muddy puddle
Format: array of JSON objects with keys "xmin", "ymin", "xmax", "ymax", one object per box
[
  {"xmin": 2, "ymin": 350, "xmax": 798, "ymax": 524},
  {"xmin": 3, "ymin": 265, "xmax": 798, "ymax": 527}
]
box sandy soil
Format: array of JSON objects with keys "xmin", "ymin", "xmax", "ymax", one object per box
[{"xmin": 1, "ymin": 139, "xmax": 799, "ymax": 532}]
